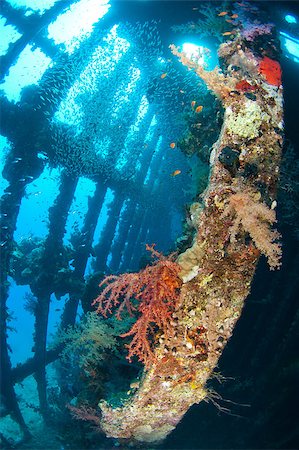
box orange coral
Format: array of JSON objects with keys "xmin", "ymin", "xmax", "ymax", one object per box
[
  {"xmin": 92, "ymin": 245, "xmax": 182, "ymax": 367},
  {"xmin": 258, "ymin": 56, "xmax": 282, "ymax": 86}
]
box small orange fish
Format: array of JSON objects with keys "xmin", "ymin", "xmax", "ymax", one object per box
[
  {"xmin": 191, "ymin": 100, "xmax": 196, "ymax": 108},
  {"xmin": 170, "ymin": 142, "xmax": 176, "ymax": 149},
  {"xmin": 195, "ymin": 105, "xmax": 203, "ymax": 113},
  {"xmin": 218, "ymin": 11, "xmax": 228, "ymax": 16},
  {"xmin": 231, "ymin": 14, "xmax": 238, "ymax": 19},
  {"xmin": 222, "ymin": 31, "xmax": 233, "ymax": 36},
  {"xmin": 225, "ymin": 19, "xmax": 234, "ymax": 23},
  {"xmin": 161, "ymin": 73, "xmax": 167, "ymax": 79},
  {"xmin": 171, "ymin": 170, "xmax": 181, "ymax": 177}
]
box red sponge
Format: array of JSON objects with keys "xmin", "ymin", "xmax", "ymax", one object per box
[{"xmin": 259, "ymin": 56, "xmax": 282, "ymax": 86}]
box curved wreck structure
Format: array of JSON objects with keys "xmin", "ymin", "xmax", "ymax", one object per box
[
  {"xmin": 97, "ymin": 28, "xmax": 284, "ymax": 444},
  {"xmin": 1, "ymin": 1, "xmax": 298, "ymax": 449}
]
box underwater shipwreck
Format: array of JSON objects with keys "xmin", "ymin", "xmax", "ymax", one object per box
[{"xmin": 0, "ymin": 1, "xmax": 299, "ymax": 449}]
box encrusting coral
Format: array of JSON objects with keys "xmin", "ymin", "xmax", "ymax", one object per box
[{"xmin": 73, "ymin": 13, "xmax": 283, "ymax": 445}]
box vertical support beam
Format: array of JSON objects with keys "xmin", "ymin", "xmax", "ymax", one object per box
[
  {"xmin": 31, "ymin": 171, "xmax": 78, "ymax": 420},
  {"xmin": 119, "ymin": 205, "xmax": 144, "ymax": 272},
  {"xmin": 0, "ymin": 283, "xmax": 31, "ymax": 440},
  {"xmin": 60, "ymin": 181, "xmax": 107, "ymax": 327},
  {"xmin": 103, "ymin": 66, "xmax": 147, "ymax": 171},
  {"xmin": 134, "ymin": 128, "xmax": 161, "ymax": 186},
  {"xmin": 93, "ymin": 193, "xmax": 124, "ymax": 273},
  {"xmin": 127, "ymin": 211, "xmax": 150, "ymax": 271},
  {"xmin": 122, "ymin": 106, "xmax": 156, "ymax": 176},
  {"xmin": 119, "ymin": 127, "xmax": 161, "ymax": 270},
  {"xmin": 0, "ymin": 138, "xmax": 44, "ymax": 439},
  {"xmin": 109, "ymin": 200, "xmax": 136, "ymax": 273},
  {"xmin": 129, "ymin": 141, "xmax": 175, "ymax": 268}
]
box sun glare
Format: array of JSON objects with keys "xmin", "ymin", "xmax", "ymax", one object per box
[{"xmin": 182, "ymin": 43, "xmax": 205, "ymax": 65}]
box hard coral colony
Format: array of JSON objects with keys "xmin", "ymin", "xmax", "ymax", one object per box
[{"xmin": 82, "ymin": 11, "xmax": 283, "ymax": 446}]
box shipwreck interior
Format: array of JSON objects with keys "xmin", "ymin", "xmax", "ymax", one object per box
[{"xmin": 0, "ymin": 1, "xmax": 299, "ymax": 449}]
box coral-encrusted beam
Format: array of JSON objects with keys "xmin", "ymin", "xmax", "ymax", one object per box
[{"xmin": 98, "ymin": 32, "xmax": 283, "ymax": 443}]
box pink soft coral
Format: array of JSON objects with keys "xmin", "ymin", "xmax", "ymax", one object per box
[
  {"xmin": 242, "ymin": 22, "xmax": 274, "ymax": 41},
  {"xmin": 222, "ymin": 191, "xmax": 282, "ymax": 269}
]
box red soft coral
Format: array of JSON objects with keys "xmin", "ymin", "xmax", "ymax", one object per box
[
  {"xmin": 259, "ymin": 56, "xmax": 282, "ymax": 87},
  {"xmin": 68, "ymin": 404, "xmax": 101, "ymax": 428},
  {"xmin": 235, "ymin": 80, "xmax": 257, "ymax": 92},
  {"xmin": 92, "ymin": 245, "xmax": 182, "ymax": 367}
]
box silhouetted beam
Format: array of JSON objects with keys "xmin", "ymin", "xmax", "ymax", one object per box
[
  {"xmin": 0, "ymin": 184, "xmax": 26, "ymax": 426},
  {"xmin": 93, "ymin": 193, "xmax": 125, "ymax": 272},
  {"xmin": 32, "ymin": 293, "xmax": 52, "ymax": 419},
  {"xmin": 10, "ymin": 348, "xmax": 61, "ymax": 385},
  {"xmin": 144, "ymin": 141, "xmax": 164, "ymax": 193},
  {"xmin": 128, "ymin": 214, "xmax": 149, "ymax": 271},
  {"xmin": 31, "ymin": 171, "xmax": 78, "ymax": 419},
  {"xmin": 126, "ymin": 206, "xmax": 172, "ymax": 271},
  {"xmin": 0, "ymin": 284, "xmax": 31, "ymax": 440},
  {"xmin": 33, "ymin": 34, "xmax": 61, "ymax": 60},
  {"xmin": 119, "ymin": 205, "xmax": 144, "ymax": 272},
  {"xmin": 37, "ymin": 8, "xmax": 117, "ymax": 112},
  {"xmin": 121, "ymin": 106, "xmax": 156, "ymax": 177},
  {"xmin": 135, "ymin": 128, "xmax": 161, "ymax": 186},
  {"xmin": 99, "ymin": 53, "xmax": 147, "ymax": 169},
  {"xmin": 0, "ymin": 0, "xmax": 75, "ymax": 80},
  {"xmin": 109, "ymin": 200, "xmax": 137, "ymax": 272},
  {"xmin": 72, "ymin": 182, "xmax": 108, "ymax": 275},
  {"xmin": 128, "ymin": 142, "xmax": 173, "ymax": 269},
  {"xmin": 0, "ymin": 33, "xmax": 60, "ymax": 81},
  {"xmin": 60, "ymin": 182, "xmax": 107, "ymax": 328},
  {"xmin": 0, "ymin": 103, "xmax": 45, "ymax": 435},
  {"xmin": 0, "ymin": 0, "xmax": 31, "ymax": 28}
]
